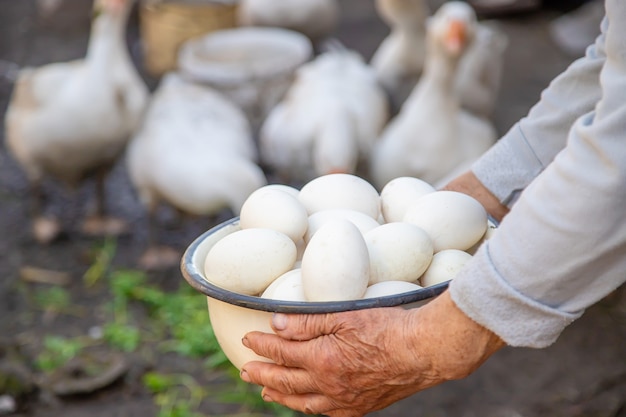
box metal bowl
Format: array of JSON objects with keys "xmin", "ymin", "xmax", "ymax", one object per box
[{"xmin": 180, "ymin": 217, "xmax": 449, "ymax": 369}]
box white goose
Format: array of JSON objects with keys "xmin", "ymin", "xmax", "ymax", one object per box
[
  {"xmin": 455, "ymin": 20, "xmax": 508, "ymax": 119},
  {"xmin": 126, "ymin": 73, "xmax": 267, "ymax": 270},
  {"xmin": 370, "ymin": 1, "xmax": 497, "ymax": 190},
  {"xmin": 370, "ymin": 0, "xmax": 430, "ymax": 111},
  {"xmin": 371, "ymin": 0, "xmax": 508, "ymax": 118},
  {"xmin": 259, "ymin": 45, "xmax": 390, "ymax": 186},
  {"xmin": 236, "ymin": 0, "xmax": 340, "ymax": 43},
  {"xmin": 4, "ymin": 0, "xmax": 149, "ymax": 244}
]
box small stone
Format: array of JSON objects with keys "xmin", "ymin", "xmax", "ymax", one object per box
[{"xmin": 0, "ymin": 395, "xmax": 16, "ymax": 415}]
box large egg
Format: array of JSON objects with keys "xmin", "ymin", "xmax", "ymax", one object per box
[
  {"xmin": 364, "ymin": 222, "xmax": 433, "ymax": 285},
  {"xmin": 420, "ymin": 249, "xmax": 472, "ymax": 287},
  {"xmin": 239, "ymin": 186, "xmax": 308, "ymax": 242},
  {"xmin": 403, "ymin": 191, "xmax": 487, "ymax": 252},
  {"xmin": 304, "ymin": 209, "xmax": 380, "ymax": 243},
  {"xmin": 467, "ymin": 218, "xmax": 498, "ymax": 255},
  {"xmin": 363, "ymin": 281, "xmax": 423, "ymax": 298},
  {"xmin": 298, "ymin": 173, "xmax": 381, "ymax": 219},
  {"xmin": 261, "ymin": 268, "xmax": 306, "ymax": 301},
  {"xmin": 301, "ymin": 219, "xmax": 370, "ymax": 301},
  {"xmin": 380, "ymin": 177, "xmax": 435, "ymax": 223},
  {"xmin": 261, "ymin": 183, "xmax": 300, "ymax": 198},
  {"xmin": 204, "ymin": 228, "xmax": 297, "ymax": 295}
]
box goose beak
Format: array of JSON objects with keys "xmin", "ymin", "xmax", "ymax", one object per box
[{"xmin": 445, "ymin": 19, "xmax": 467, "ymax": 54}]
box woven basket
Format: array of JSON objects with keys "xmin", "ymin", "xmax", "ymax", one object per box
[{"xmin": 139, "ymin": 0, "xmax": 239, "ymax": 77}]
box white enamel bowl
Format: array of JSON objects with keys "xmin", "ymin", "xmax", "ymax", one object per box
[{"xmin": 180, "ymin": 217, "xmax": 450, "ymax": 370}]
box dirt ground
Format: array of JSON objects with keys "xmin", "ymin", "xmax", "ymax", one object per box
[{"xmin": 1, "ymin": 0, "xmax": 625, "ymax": 416}]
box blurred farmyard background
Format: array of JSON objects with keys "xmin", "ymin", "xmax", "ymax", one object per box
[{"xmin": 0, "ymin": 0, "xmax": 624, "ymax": 416}]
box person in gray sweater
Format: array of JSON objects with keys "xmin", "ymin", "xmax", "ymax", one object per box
[{"xmin": 238, "ymin": 1, "xmax": 625, "ymax": 415}]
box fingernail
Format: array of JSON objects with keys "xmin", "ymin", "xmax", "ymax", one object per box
[
  {"xmin": 262, "ymin": 393, "xmax": 273, "ymax": 402},
  {"xmin": 272, "ymin": 313, "xmax": 287, "ymax": 330},
  {"xmin": 241, "ymin": 336, "xmax": 249, "ymax": 347},
  {"xmin": 240, "ymin": 369, "xmax": 250, "ymax": 382}
]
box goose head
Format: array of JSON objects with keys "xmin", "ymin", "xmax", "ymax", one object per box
[{"xmin": 426, "ymin": 1, "xmax": 477, "ymax": 60}]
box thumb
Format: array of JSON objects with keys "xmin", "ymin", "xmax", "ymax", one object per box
[{"xmin": 271, "ymin": 312, "xmax": 339, "ymax": 341}]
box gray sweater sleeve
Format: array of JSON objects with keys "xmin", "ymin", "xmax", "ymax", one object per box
[
  {"xmin": 471, "ymin": 14, "xmax": 606, "ymax": 206},
  {"xmin": 449, "ymin": 0, "xmax": 626, "ymax": 348}
]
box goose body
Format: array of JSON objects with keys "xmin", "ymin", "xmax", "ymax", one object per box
[
  {"xmin": 127, "ymin": 73, "xmax": 265, "ymax": 218},
  {"xmin": 237, "ymin": 0, "xmax": 340, "ymax": 42},
  {"xmin": 259, "ymin": 47, "xmax": 390, "ymax": 186},
  {"xmin": 126, "ymin": 73, "xmax": 267, "ymax": 268},
  {"xmin": 4, "ymin": 0, "xmax": 149, "ymax": 242},
  {"xmin": 370, "ymin": 1, "xmax": 497, "ymax": 190}
]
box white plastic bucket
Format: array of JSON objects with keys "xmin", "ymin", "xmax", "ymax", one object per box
[{"xmin": 177, "ymin": 26, "xmax": 314, "ymax": 130}]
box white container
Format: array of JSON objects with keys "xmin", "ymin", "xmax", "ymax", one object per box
[{"xmin": 177, "ymin": 27, "xmax": 313, "ymax": 130}]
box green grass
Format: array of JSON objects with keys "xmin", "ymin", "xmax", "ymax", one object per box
[
  {"xmin": 31, "ymin": 239, "xmax": 300, "ymax": 417},
  {"xmin": 83, "ymin": 237, "xmax": 117, "ymax": 287},
  {"xmin": 33, "ymin": 286, "xmax": 71, "ymax": 314},
  {"xmin": 35, "ymin": 335, "xmax": 86, "ymax": 372}
]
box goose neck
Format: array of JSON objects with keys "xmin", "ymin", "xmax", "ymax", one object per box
[
  {"xmin": 394, "ymin": 23, "xmax": 426, "ymax": 42},
  {"xmin": 86, "ymin": 8, "xmax": 130, "ymax": 65},
  {"xmin": 421, "ymin": 50, "xmax": 459, "ymax": 90}
]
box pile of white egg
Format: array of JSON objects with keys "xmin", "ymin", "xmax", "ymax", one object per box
[{"xmin": 203, "ymin": 174, "xmax": 496, "ymax": 302}]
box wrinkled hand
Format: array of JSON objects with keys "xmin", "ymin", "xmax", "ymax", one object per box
[
  {"xmin": 240, "ymin": 291, "xmax": 505, "ymax": 417},
  {"xmin": 441, "ymin": 170, "xmax": 509, "ymax": 222}
]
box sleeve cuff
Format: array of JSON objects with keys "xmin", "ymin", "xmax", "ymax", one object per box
[
  {"xmin": 448, "ymin": 242, "xmax": 582, "ymax": 348},
  {"xmin": 471, "ymin": 123, "xmax": 546, "ymax": 207}
]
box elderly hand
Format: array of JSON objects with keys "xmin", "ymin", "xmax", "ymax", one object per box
[
  {"xmin": 240, "ymin": 291, "xmax": 505, "ymax": 417},
  {"xmin": 441, "ymin": 170, "xmax": 509, "ymax": 222}
]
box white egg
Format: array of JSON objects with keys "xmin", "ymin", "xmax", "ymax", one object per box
[
  {"xmin": 403, "ymin": 191, "xmax": 487, "ymax": 252},
  {"xmin": 304, "ymin": 209, "xmax": 381, "ymax": 243},
  {"xmin": 363, "ymin": 281, "xmax": 423, "ymax": 299},
  {"xmin": 420, "ymin": 249, "xmax": 472, "ymax": 287},
  {"xmin": 466, "ymin": 218, "xmax": 498, "ymax": 255},
  {"xmin": 364, "ymin": 222, "xmax": 433, "ymax": 285},
  {"xmin": 239, "ymin": 186, "xmax": 309, "ymax": 242},
  {"xmin": 261, "ymin": 268, "xmax": 306, "ymax": 301},
  {"xmin": 262, "ymin": 183, "xmax": 301, "ymax": 198},
  {"xmin": 380, "ymin": 177, "xmax": 436, "ymax": 223},
  {"xmin": 301, "ymin": 219, "xmax": 370, "ymax": 302},
  {"xmin": 204, "ymin": 228, "xmax": 297, "ymax": 295},
  {"xmin": 298, "ymin": 173, "xmax": 381, "ymax": 219}
]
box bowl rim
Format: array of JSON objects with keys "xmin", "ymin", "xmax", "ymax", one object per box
[
  {"xmin": 180, "ymin": 217, "xmax": 450, "ymax": 314},
  {"xmin": 177, "ymin": 27, "xmax": 313, "ymax": 85}
]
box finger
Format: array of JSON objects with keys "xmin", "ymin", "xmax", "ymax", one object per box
[
  {"xmin": 243, "ymin": 331, "xmax": 319, "ymax": 367},
  {"xmin": 271, "ymin": 312, "xmax": 342, "ymax": 341},
  {"xmin": 260, "ymin": 388, "xmax": 352, "ymax": 417},
  {"xmin": 241, "ymin": 361, "xmax": 319, "ymax": 395}
]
